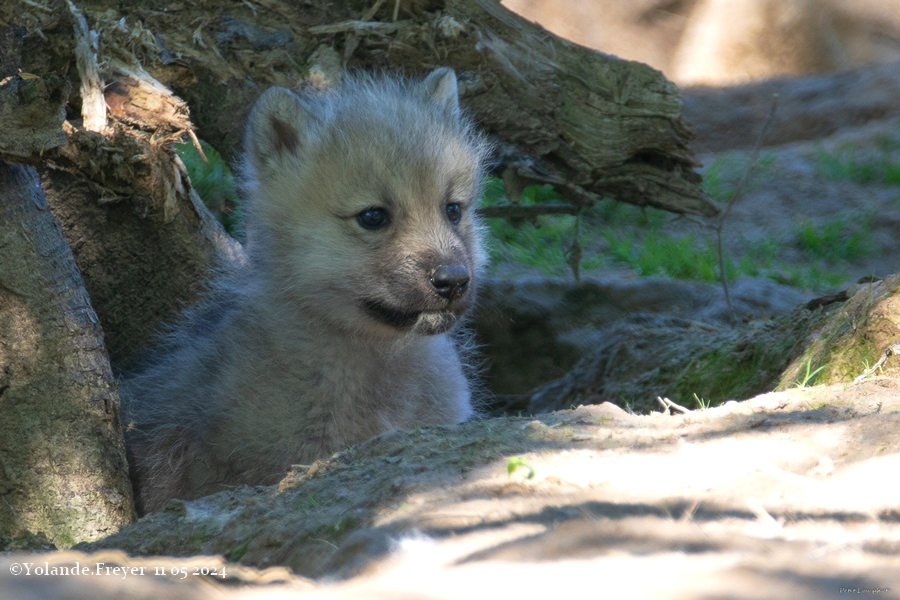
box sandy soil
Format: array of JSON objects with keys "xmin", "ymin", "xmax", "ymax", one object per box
[{"xmin": 4, "ymin": 379, "xmax": 900, "ymax": 598}]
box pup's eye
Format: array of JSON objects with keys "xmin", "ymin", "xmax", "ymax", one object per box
[
  {"xmin": 357, "ymin": 207, "xmax": 390, "ymax": 230},
  {"xmin": 446, "ymin": 202, "xmax": 462, "ymax": 224}
]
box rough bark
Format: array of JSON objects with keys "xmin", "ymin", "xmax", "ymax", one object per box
[
  {"xmin": 0, "ymin": 70, "xmax": 68, "ymax": 162},
  {"xmin": 0, "ymin": 163, "xmax": 135, "ymax": 548}
]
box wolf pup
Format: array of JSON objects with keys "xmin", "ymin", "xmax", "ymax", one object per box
[{"xmin": 124, "ymin": 68, "xmax": 489, "ymax": 513}]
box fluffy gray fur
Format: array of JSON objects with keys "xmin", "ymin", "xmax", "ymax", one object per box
[{"xmin": 123, "ymin": 69, "xmax": 490, "ymax": 513}]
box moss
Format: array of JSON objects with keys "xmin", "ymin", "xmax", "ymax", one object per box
[
  {"xmin": 227, "ymin": 542, "xmax": 249, "ymax": 562},
  {"xmin": 668, "ymin": 323, "xmax": 804, "ymax": 406},
  {"xmin": 819, "ymin": 337, "xmax": 880, "ymax": 383},
  {"xmin": 780, "ymin": 276, "xmax": 900, "ymax": 387},
  {"xmin": 566, "ymin": 311, "xmax": 820, "ymax": 414},
  {"xmin": 186, "ymin": 528, "xmax": 215, "ymax": 555},
  {"xmin": 56, "ymin": 531, "xmax": 76, "ymax": 548}
]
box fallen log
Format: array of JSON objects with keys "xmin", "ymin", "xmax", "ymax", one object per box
[{"xmin": 2, "ymin": 0, "xmax": 715, "ymax": 217}]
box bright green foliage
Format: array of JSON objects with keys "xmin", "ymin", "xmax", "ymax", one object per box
[
  {"xmin": 481, "ymin": 177, "xmax": 559, "ymax": 207},
  {"xmin": 175, "ymin": 141, "xmax": 243, "ymax": 240},
  {"xmin": 483, "ymin": 178, "xmax": 580, "ymax": 273},
  {"xmin": 772, "ymin": 264, "xmax": 848, "ymax": 291},
  {"xmin": 602, "ymin": 231, "xmax": 732, "ymax": 281},
  {"xmin": 692, "ymin": 393, "xmax": 710, "ymax": 410},
  {"xmin": 486, "ymin": 212, "xmax": 580, "ymax": 273},
  {"xmin": 793, "ymin": 356, "xmax": 826, "ymax": 388},
  {"xmin": 507, "ymin": 457, "xmax": 535, "ymax": 479}
]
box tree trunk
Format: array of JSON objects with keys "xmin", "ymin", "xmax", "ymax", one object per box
[{"xmin": 0, "ymin": 163, "xmax": 135, "ymax": 548}]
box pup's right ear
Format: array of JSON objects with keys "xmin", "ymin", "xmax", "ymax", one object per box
[
  {"xmin": 244, "ymin": 87, "xmax": 311, "ymax": 176},
  {"xmin": 421, "ymin": 67, "xmax": 461, "ymax": 121}
]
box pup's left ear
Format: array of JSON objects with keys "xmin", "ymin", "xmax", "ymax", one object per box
[{"xmin": 422, "ymin": 67, "xmax": 461, "ymax": 120}]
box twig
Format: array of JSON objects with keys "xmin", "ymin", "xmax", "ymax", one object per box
[
  {"xmin": 679, "ymin": 499, "xmax": 701, "ymax": 523},
  {"xmin": 715, "ymin": 94, "xmax": 778, "ymax": 326},
  {"xmin": 307, "ymin": 20, "xmax": 398, "ymax": 35},
  {"xmin": 565, "ymin": 212, "xmax": 582, "ymax": 281},
  {"xmin": 186, "ymin": 128, "xmax": 208, "ymax": 163},
  {"xmin": 311, "ymin": 538, "xmax": 339, "ymax": 550},
  {"xmin": 22, "ymin": 0, "xmax": 53, "ymax": 13},
  {"xmin": 853, "ymin": 342, "xmax": 900, "ymax": 384},
  {"xmin": 657, "ymin": 396, "xmax": 690, "ymax": 415},
  {"xmin": 361, "ymin": 0, "xmax": 385, "ymax": 21}
]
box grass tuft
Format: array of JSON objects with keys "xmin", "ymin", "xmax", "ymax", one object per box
[
  {"xmin": 794, "ymin": 216, "xmax": 874, "ymax": 262},
  {"xmin": 815, "ymin": 136, "xmax": 900, "ymax": 186}
]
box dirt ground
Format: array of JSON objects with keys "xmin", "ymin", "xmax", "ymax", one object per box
[{"xmin": 4, "ymin": 380, "xmax": 900, "ymax": 598}]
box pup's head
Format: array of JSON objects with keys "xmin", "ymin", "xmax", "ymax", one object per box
[{"xmin": 241, "ymin": 69, "xmax": 490, "ymax": 336}]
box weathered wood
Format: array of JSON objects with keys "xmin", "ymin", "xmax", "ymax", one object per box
[
  {"xmin": 65, "ymin": 0, "xmax": 106, "ymax": 131},
  {"xmin": 0, "ymin": 162, "xmax": 135, "ymax": 547},
  {"xmin": 2, "ymin": 0, "xmax": 715, "ymax": 217}
]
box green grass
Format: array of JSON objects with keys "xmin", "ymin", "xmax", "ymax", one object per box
[
  {"xmin": 483, "ymin": 174, "xmax": 859, "ymax": 291},
  {"xmin": 815, "ymin": 136, "xmax": 900, "ymax": 185},
  {"xmin": 482, "ymin": 177, "xmax": 560, "ymax": 207},
  {"xmin": 175, "ymin": 140, "xmax": 243, "ymax": 240},
  {"xmin": 483, "ymin": 178, "xmax": 581, "ymax": 273},
  {"xmin": 589, "ymin": 196, "xmax": 671, "ymax": 228},
  {"xmin": 484, "ymin": 178, "xmax": 680, "ymax": 276},
  {"xmin": 794, "ymin": 216, "xmax": 874, "ymax": 262},
  {"xmin": 485, "ymin": 212, "xmax": 579, "ymax": 273},
  {"xmin": 770, "ymin": 264, "xmax": 848, "ymax": 291},
  {"xmin": 602, "ymin": 230, "xmax": 732, "ymax": 281},
  {"xmin": 692, "ymin": 393, "xmax": 710, "ymax": 410},
  {"xmin": 792, "ymin": 356, "xmax": 826, "ymax": 388}
]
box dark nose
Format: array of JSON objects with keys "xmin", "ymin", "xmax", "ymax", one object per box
[{"xmin": 430, "ymin": 265, "xmax": 470, "ymax": 300}]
